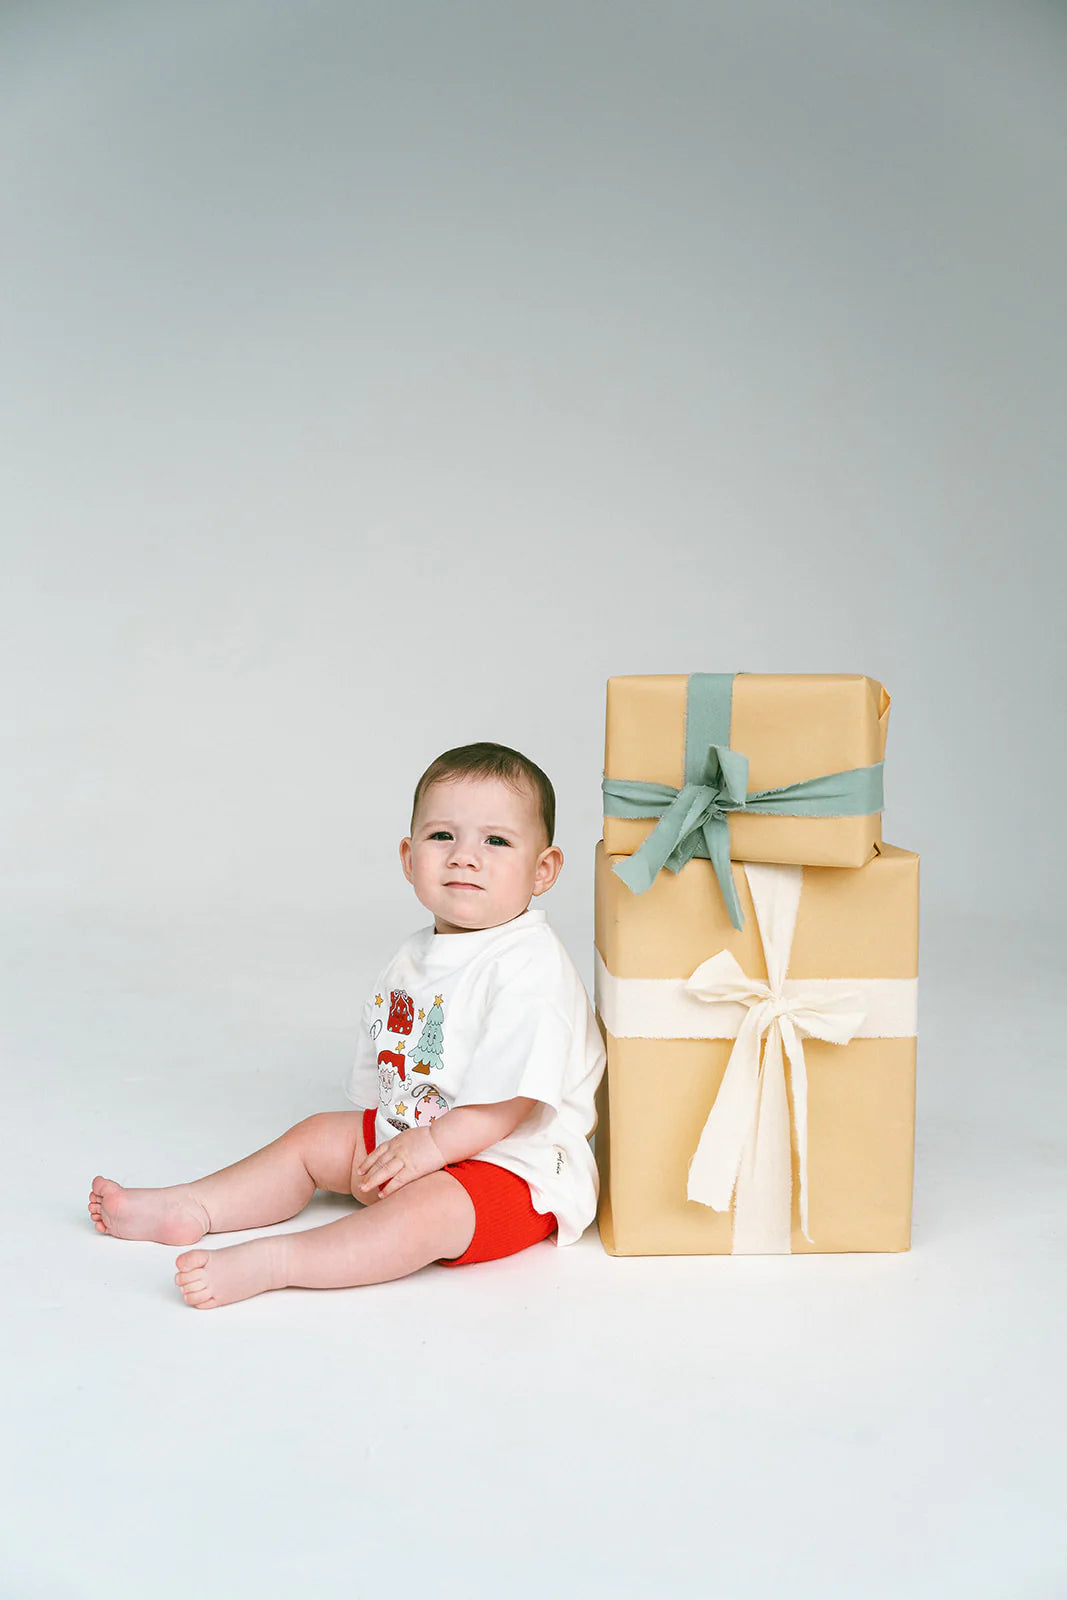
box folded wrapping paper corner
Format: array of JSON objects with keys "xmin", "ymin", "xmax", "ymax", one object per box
[
  {"xmin": 594, "ymin": 859, "xmax": 918, "ymax": 1255},
  {"xmin": 603, "ymin": 673, "xmax": 887, "ymax": 925}
]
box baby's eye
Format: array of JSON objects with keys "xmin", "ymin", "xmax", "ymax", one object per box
[
  {"xmin": 487, "ymin": 836, "xmax": 511, "ymax": 847},
  {"xmin": 428, "ymin": 831, "xmax": 453, "ymax": 842}
]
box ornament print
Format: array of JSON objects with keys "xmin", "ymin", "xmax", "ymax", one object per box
[{"xmin": 412, "ymin": 1085, "xmax": 449, "ymax": 1125}]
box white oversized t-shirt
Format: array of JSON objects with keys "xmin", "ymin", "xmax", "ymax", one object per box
[{"xmin": 344, "ymin": 907, "xmax": 605, "ymax": 1248}]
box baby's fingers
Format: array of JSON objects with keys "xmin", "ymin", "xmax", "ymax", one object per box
[
  {"xmin": 358, "ymin": 1145, "xmax": 393, "ymax": 1174},
  {"xmin": 377, "ymin": 1169, "xmax": 412, "ymax": 1197},
  {"xmin": 358, "ymin": 1154, "xmax": 400, "ymax": 1191}
]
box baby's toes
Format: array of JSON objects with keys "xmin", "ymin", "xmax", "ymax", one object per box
[
  {"xmin": 175, "ymin": 1252, "xmax": 212, "ymax": 1302},
  {"xmin": 179, "ymin": 1280, "xmax": 214, "ymax": 1308},
  {"xmin": 175, "ymin": 1248, "xmax": 209, "ymax": 1274}
]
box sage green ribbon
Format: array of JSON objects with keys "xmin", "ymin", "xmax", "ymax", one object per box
[{"xmin": 603, "ymin": 673, "xmax": 884, "ymax": 928}]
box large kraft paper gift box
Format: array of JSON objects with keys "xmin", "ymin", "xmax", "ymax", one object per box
[
  {"xmin": 603, "ymin": 674, "xmax": 890, "ymax": 919},
  {"xmin": 593, "ymin": 840, "xmax": 918, "ymax": 1255}
]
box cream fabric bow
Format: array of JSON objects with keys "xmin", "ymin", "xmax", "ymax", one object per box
[{"xmin": 685, "ymin": 864, "xmax": 867, "ymax": 1253}]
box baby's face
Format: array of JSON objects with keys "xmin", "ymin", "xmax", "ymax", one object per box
[{"xmin": 400, "ymin": 775, "xmax": 563, "ymax": 934}]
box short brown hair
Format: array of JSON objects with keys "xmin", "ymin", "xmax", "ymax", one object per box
[{"xmin": 410, "ymin": 742, "xmax": 556, "ymax": 844}]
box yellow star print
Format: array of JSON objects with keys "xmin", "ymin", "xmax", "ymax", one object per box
[
  {"xmin": 418, "ymin": 1009, "xmax": 425, "ymax": 1021},
  {"xmin": 396, "ymin": 1040, "xmax": 406, "ymax": 1053},
  {"xmin": 395, "ymin": 1102, "xmax": 408, "ymax": 1117},
  {"xmin": 374, "ymin": 994, "xmax": 383, "ymax": 1007},
  {"xmin": 434, "ymin": 995, "xmax": 443, "ymax": 1007}
]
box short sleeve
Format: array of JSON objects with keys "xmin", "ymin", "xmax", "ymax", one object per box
[
  {"xmin": 453, "ymin": 964, "xmax": 576, "ymax": 1113},
  {"xmin": 344, "ymin": 993, "xmax": 379, "ymax": 1108}
]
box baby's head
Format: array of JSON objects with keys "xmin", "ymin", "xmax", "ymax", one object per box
[{"xmin": 400, "ymin": 743, "xmax": 563, "ymax": 934}]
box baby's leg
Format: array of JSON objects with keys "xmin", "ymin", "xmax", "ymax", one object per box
[
  {"xmin": 175, "ymin": 1170, "xmax": 476, "ymax": 1310},
  {"xmin": 89, "ymin": 1111, "xmax": 369, "ymax": 1244}
]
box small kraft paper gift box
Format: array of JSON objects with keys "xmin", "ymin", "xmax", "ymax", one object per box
[
  {"xmin": 593, "ymin": 840, "xmax": 919, "ymax": 1255},
  {"xmin": 603, "ymin": 674, "xmax": 890, "ymax": 927}
]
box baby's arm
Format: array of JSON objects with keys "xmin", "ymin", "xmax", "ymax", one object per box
[
  {"xmin": 356, "ymin": 1097, "xmax": 535, "ymax": 1198},
  {"xmin": 429, "ymin": 1098, "xmax": 535, "ymax": 1163}
]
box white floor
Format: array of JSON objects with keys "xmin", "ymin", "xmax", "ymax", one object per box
[{"xmin": 4, "ymin": 906, "xmax": 1064, "ymax": 1600}]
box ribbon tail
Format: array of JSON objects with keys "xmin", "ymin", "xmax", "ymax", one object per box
[
  {"xmin": 687, "ymin": 1010, "xmax": 763, "ymax": 1211},
  {"xmin": 611, "ymin": 786, "xmax": 709, "ymax": 897},
  {"xmin": 662, "ymin": 828, "xmax": 703, "ymax": 876},
  {"xmin": 780, "ymin": 1019, "xmax": 812, "ymax": 1243},
  {"xmin": 703, "ymin": 816, "xmax": 744, "ymax": 930},
  {"xmin": 731, "ymin": 1024, "xmax": 793, "ymax": 1254},
  {"xmin": 611, "ymin": 848, "xmax": 661, "ymax": 897}
]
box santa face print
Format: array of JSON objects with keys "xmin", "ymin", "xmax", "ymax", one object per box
[
  {"xmin": 400, "ymin": 775, "xmax": 562, "ymax": 934},
  {"xmin": 377, "ymin": 1047, "xmax": 406, "ymax": 1085}
]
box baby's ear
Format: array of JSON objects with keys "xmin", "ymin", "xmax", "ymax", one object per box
[
  {"xmin": 534, "ymin": 843, "xmax": 564, "ymax": 895},
  {"xmin": 399, "ymin": 837, "xmax": 414, "ymax": 884}
]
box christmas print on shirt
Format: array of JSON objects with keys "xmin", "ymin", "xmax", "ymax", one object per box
[
  {"xmin": 412, "ymin": 1084, "xmax": 448, "ymax": 1124},
  {"xmin": 347, "ymin": 909, "xmax": 607, "ymax": 1248},
  {"xmin": 410, "ymin": 996, "xmax": 445, "ymax": 1074},
  {"xmin": 373, "ymin": 989, "xmax": 450, "ymax": 1130},
  {"xmin": 387, "ymin": 989, "xmax": 414, "ymax": 1035}
]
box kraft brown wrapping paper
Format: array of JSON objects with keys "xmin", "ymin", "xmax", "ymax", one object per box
[
  {"xmin": 594, "ymin": 840, "xmax": 918, "ymax": 1255},
  {"xmin": 603, "ymin": 673, "xmax": 890, "ymax": 868}
]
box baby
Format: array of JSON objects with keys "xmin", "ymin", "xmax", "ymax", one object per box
[{"xmin": 88, "ymin": 742, "xmax": 606, "ymax": 1309}]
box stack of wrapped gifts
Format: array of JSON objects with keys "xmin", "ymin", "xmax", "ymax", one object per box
[{"xmin": 594, "ymin": 673, "xmax": 918, "ymax": 1255}]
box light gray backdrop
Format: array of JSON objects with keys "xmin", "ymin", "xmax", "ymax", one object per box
[
  {"xmin": 3, "ymin": 4, "xmax": 1065, "ymax": 1598},
  {"xmin": 4, "ymin": 0, "xmax": 1064, "ymax": 955}
]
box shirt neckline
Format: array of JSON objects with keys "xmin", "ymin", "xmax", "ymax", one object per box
[{"xmin": 418, "ymin": 906, "xmax": 546, "ymax": 967}]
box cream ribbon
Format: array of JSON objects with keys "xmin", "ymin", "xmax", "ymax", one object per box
[{"xmin": 594, "ymin": 861, "xmax": 917, "ymax": 1254}]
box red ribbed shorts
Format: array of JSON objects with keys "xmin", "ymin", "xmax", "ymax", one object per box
[{"xmin": 361, "ymin": 1108, "xmax": 557, "ymax": 1267}]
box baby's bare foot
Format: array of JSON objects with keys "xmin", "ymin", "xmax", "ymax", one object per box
[
  {"xmin": 175, "ymin": 1238, "xmax": 289, "ymax": 1310},
  {"xmin": 88, "ymin": 1176, "xmax": 210, "ymax": 1245}
]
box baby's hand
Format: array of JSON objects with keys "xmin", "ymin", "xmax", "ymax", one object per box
[{"xmin": 356, "ymin": 1126, "xmax": 446, "ymax": 1198}]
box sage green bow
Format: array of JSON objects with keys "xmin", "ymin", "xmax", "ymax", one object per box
[
  {"xmin": 606, "ymin": 744, "xmax": 750, "ymax": 924},
  {"xmin": 602, "ymin": 673, "xmax": 884, "ymax": 929}
]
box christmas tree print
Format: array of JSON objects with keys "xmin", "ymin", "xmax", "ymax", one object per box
[{"xmin": 410, "ymin": 995, "xmax": 445, "ymax": 1074}]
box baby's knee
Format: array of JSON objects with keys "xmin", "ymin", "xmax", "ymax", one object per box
[
  {"xmin": 291, "ymin": 1111, "xmax": 344, "ymax": 1142},
  {"xmin": 288, "ymin": 1111, "xmax": 364, "ymax": 1195}
]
